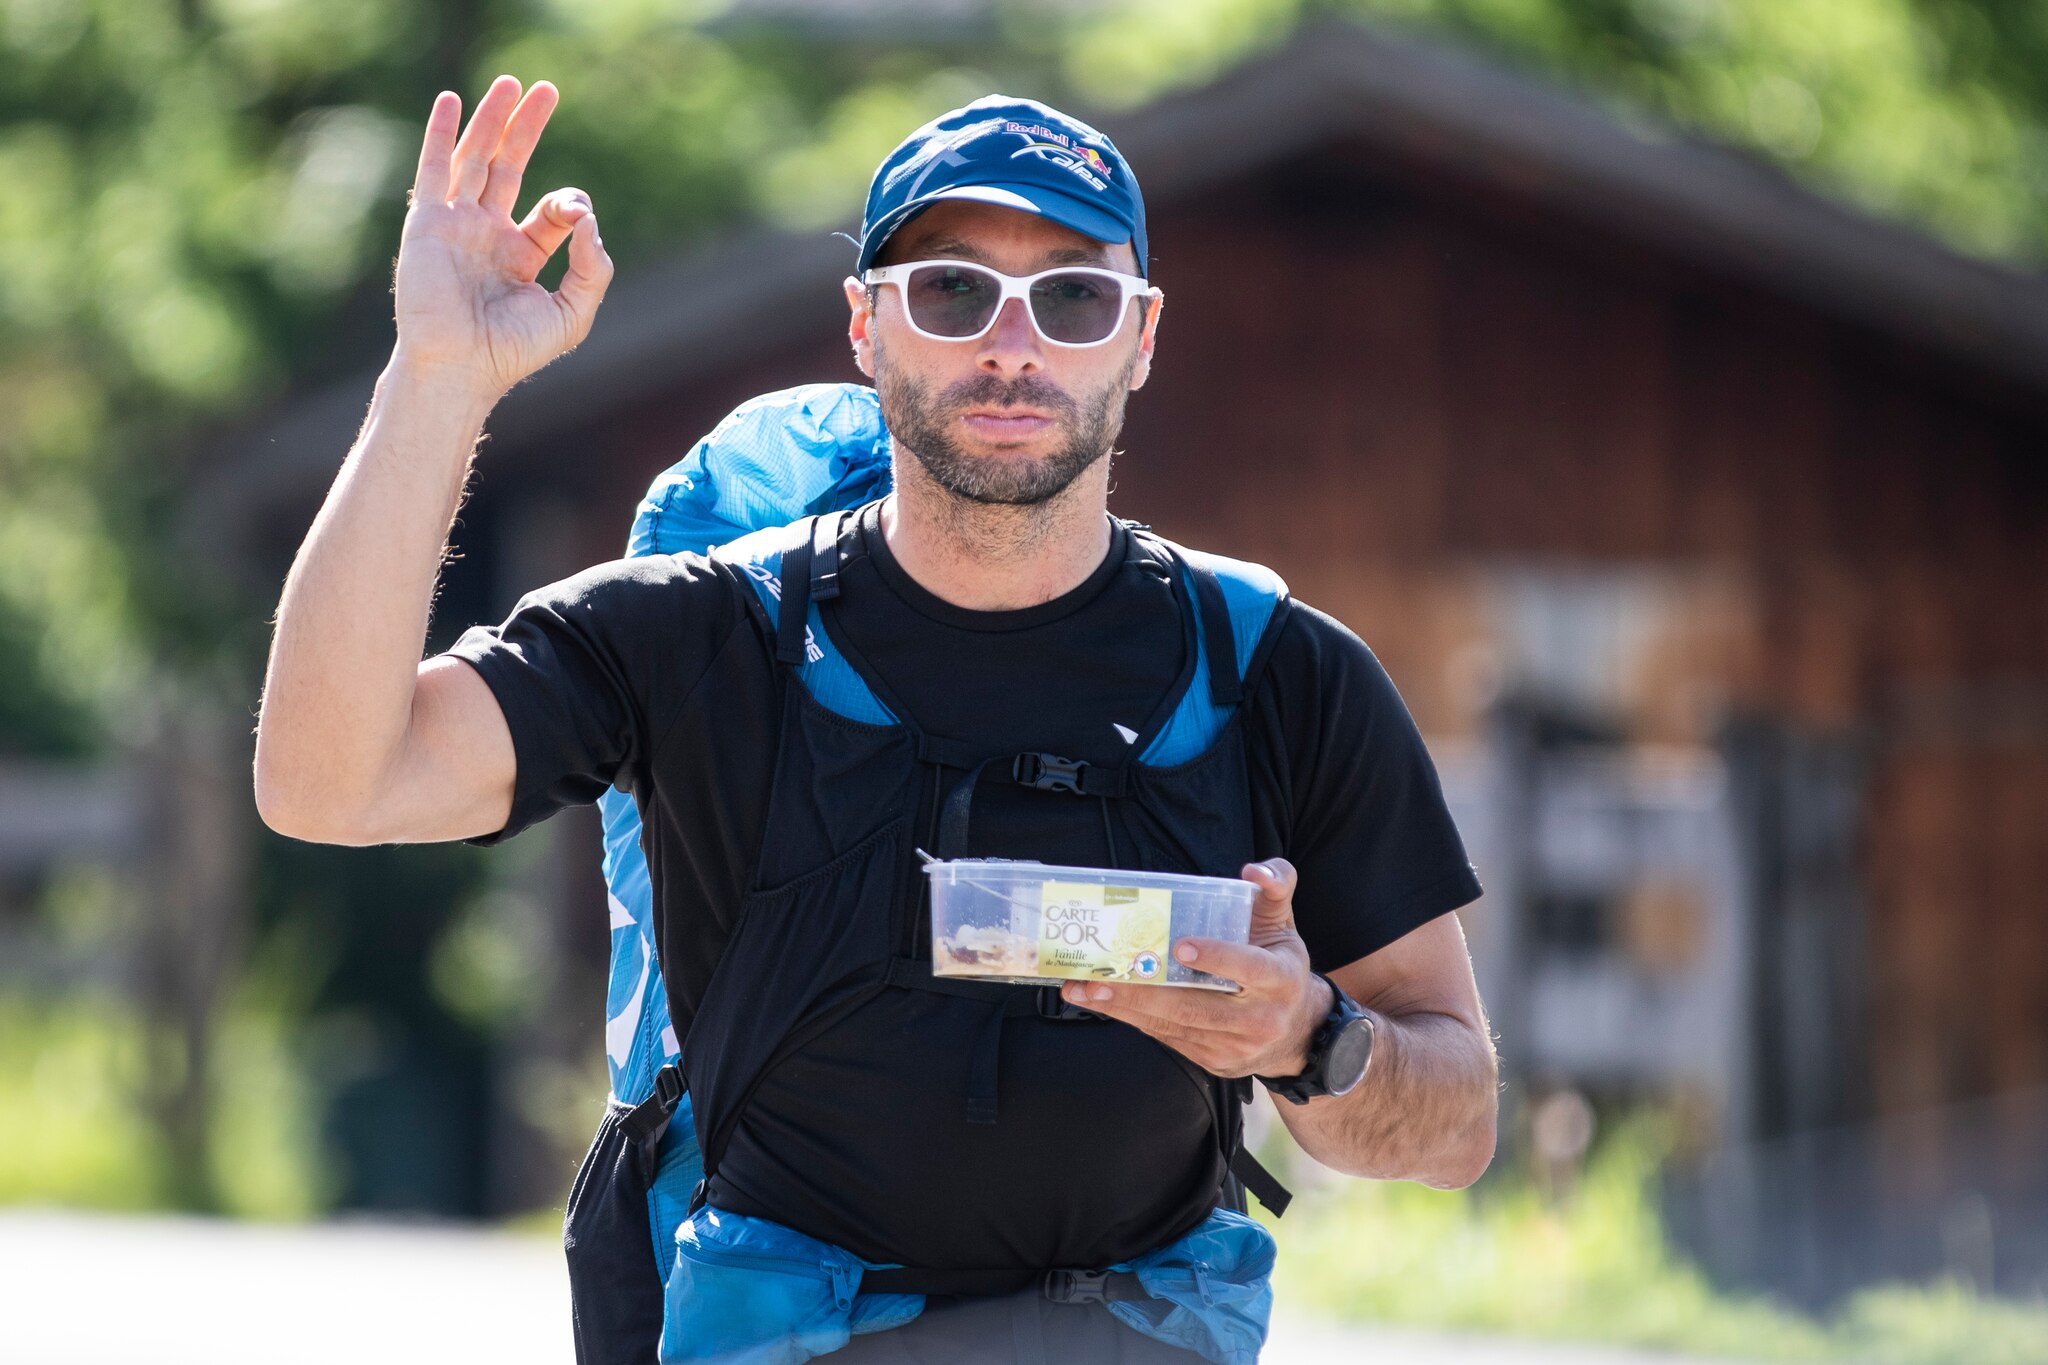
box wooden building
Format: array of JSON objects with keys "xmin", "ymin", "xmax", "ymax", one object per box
[{"xmin": 205, "ymin": 22, "xmax": 2048, "ymax": 1299}]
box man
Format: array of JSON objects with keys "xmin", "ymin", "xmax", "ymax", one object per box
[{"xmin": 254, "ymin": 77, "xmax": 1497, "ymax": 1363}]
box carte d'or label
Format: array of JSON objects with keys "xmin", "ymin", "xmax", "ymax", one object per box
[{"xmin": 1035, "ymin": 882, "xmax": 1172, "ymax": 982}]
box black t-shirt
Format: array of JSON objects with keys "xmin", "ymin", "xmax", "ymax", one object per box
[
  {"xmin": 451, "ymin": 504, "xmax": 1478, "ymax": 991},
  {"xmin": 447, "ymin": 503, "xmax": 1481, "ymax": 1258}
]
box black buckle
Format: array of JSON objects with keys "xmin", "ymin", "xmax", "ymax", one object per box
[
  {"xmin": 619, "ymin": 1064, "xmax": 686, "ymax": 1154},
  {"xmin": 1042, "ymin": 1268, "xmax": 1110, "ymax": 1304},
  {"xmin": 1035, "ymin": 985, "xmax": 1096, "ymax": 1021},
  {"xmin": 654, "ymin": 1064, "xmax": 684, "ymax": 1110},
  {"xmin": 1013, "ymin": 751, "xmax": 1086, "ymax": 794}
]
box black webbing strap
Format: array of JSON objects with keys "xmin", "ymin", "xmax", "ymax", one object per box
[
  {"xmin": 773, "ymin": 518, "xmax": 816, "ymax": 666},
  {"xmin": 858, "ymin": 1265, "xmax": 1148, "ymax": 1302},
  {"xmin": 935, "ymin": 753, "xmax": 1130, "ymax": 859},
  {"xmin": 1184, "ymin": 559, "xmax": 1242, "ymax": 706},
  {"xmin": 967, "ymin": 992, "xmax": 1043, "ymax": 1125},
  {"xmin": 914, "ymin": 733, "xmax": 981, "ymax": 770},
  {"xmin": 882, "ymin": 957, "xmax": 1096, "ymax": 1125},
  {"xmin": 809, "ymin": 510, "xmax": 843, "ymax": 601},
  {"xmin": 883, "ymin": 956, "xmax": 1095, "ymax": 1016},
  {"xmin": 881, "ymin": 954, "xmax": 1010, "ymax": 1000},
  {"xmin": 935, "ymin": 758, "xmax": 1001, "ymax": 860},
  {"xmin": 1230, "ymin": 1146, "xmax": 1293, "ymax": 1217},
  {"xmin": 618, "ymin": 1064, "xmax": 686, "ymax": 1183}
]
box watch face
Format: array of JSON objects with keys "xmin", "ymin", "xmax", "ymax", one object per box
[{"xmin": 1326, "ymin": 1018, "xmax": 1374, "ymax": 1096}]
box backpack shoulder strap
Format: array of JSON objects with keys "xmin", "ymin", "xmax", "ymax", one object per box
[
  {"xmin": 1184, "ymin": 556, "xmax": 1243, "ymax": 706},
  {"xmin": 1168, "ymin": 540, "xmax": 1290, "ymax": 698},
  {"xmin": 1126, "ymin": 528, "xmax": 1290, "ymax": 766},
  {"xmin": 713, "ymin": 513, "xmax": 894, "ymax": 724}
]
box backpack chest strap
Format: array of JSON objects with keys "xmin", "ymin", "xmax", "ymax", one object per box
[{"xmin": 932, "ymin": 753, "xmax": 1130, "ymax": 861}]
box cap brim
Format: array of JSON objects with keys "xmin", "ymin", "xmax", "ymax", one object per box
[{"xmin": 860, "ymin": 182, "xmax": 1132, "ymax": 272}]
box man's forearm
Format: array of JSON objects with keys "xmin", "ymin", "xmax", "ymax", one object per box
[
  {"xmin": 1272, "ymin": 1004, "xmax": 1497, "ymax": 1189},
  {"xmin": 253, "ymin": 354, "xmax": 499, "ymax": 833}
]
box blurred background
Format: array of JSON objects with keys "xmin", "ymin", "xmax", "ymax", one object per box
[{"xmin": 3, "ymin": 1, "xmax": 2046, "ymax": 1361}]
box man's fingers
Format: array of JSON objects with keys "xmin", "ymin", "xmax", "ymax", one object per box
[
  {"xmin": 517, "ymin": 186, "xmax": 593, "ymax": 263},
  {"xmin": 1171, "ymin": 936, "xmax": 1288, "ymax": 991},
  {"xmin": 411, "ymin": 91, "xmax": 460, "ymax": 207},
  {"xmin": 449, "ymin": 74, "xmax": 524, "ymax": 204},
  {"xmin": 1063, "ymin": 977, "xmax": 1228, "ymax": 1031},
  {"xmin": 1064, "ymin": 981, "xmax": 1265, "ymax": 1074},
  {"xmin": 480, "ymin": 81, "xmax": 560, "ymax": 218}
]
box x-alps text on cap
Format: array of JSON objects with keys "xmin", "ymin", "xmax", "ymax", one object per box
[{"xmin": 1002, "ymin": 121, "xmax": 1115, "ymax": 192}]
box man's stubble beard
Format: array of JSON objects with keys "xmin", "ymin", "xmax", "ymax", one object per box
[{"xmin": 874, "ymin": 335, "xmax": 1141, "ymax": 508}]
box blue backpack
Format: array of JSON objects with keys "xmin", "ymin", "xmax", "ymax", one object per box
[{"xmin": 596, "ymin": 383, "xmax": 1286, "ymax": 1364}]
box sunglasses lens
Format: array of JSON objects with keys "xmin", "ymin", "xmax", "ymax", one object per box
[
  {"xmin": 900, "ymin": 264, "xmax": 1130, "ymax": 344},
  {"xmin": 905, "ymin": 264, "xmax": 1002, "ymax": 338},
  {"xmin": 1030, "ymin": 271, "xmax": 1126, "ymax": 344}
]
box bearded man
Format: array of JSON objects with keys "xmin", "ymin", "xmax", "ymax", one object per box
[{"xmin": 254, "ymin": 80, "xmax": 1497, "ymax": 1364}]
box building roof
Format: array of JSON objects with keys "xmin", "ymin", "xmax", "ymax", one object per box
[{"xmin": 193, "ymin": 20, "xmax": 2048, "ymax": 553}]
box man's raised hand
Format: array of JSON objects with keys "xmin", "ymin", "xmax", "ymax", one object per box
[{"xmin": 393, "ymin": 77, "xmax": 614, "ymax": 398}]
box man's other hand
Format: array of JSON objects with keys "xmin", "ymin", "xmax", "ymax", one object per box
[{"xmin": 1060, "ymin": 858, "xmax": 1329, "ymax": 1078}]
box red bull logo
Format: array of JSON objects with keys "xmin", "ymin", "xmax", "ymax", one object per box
[{"xmin": 1007, "ymin": 132, "xmax": 1114, "ymax": 192}]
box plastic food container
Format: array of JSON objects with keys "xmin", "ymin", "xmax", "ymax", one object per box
[{"xmin": 924, "ymin": 858, "xmax": 1256, "ymax": 991}]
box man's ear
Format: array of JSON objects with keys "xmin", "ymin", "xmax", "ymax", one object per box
[
  {"xmin": 843, "ymin": 275, "xmax": 875, "ymax": 379},
  {"xmin": 1128, "ymin": 291, "xmax": 1163, "ymax": 391}
]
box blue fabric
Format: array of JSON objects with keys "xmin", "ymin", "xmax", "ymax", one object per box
[
  {"xmin": 657, "ymin": 1204, "xmax": 1273, "ymax": 1365},
  {"xmin": 1138, "ymin": 549, "xmax": 1287, "ymax": 767},
  {"xmin": 601, "ymin": 383, "xmax": 894, "ymax": 1106},
  {"xmin": 630, "ymin": 383, "xmax": 895, "ymax": 562},
  {"xmin": 661, "ymin": 1208, "xmax": 924, "ymax": 1364},
  {"xmin": 599, "ymin": 785, "xmax": 674, "ymax": 1107},
  {"xmin": 1105, "ymin": 1209, "xmax": 1276, "ymax": 1365},
  {"xmin": 646, "ymin": 1091, "xmax": 706, "ymax": 1278}
]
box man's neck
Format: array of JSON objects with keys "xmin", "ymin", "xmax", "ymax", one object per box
[{"xmin": 879, "ymin": 459, "xmax": 1114, "ymax": 612}]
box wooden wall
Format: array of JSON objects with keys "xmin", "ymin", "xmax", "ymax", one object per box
[{"xmin": 1116, "ymin": 144, "xmax": 2048, "ymax": 1121}]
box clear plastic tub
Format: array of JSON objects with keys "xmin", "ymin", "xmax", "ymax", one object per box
[{"xmin": 924, "ymin": 858, "xmax": 1256, "ymax": 991}]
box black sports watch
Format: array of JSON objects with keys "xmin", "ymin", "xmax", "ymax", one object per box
[{"xmin": 1256, "ymin": 973, "xmax": 1376, "ymax": 1105}]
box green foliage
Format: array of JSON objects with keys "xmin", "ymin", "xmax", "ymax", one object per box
[
  {"xmin": 1268, "ymin": 1117, "xmax": 2048, "ymax": 1364},
  {"xmin": 0, "ymin": 987, "xmax": 323, "ymax": 1218},
  {"xmin": 1835, "ymin": 1281, "xmax": 2048, "ymax": 1365},
  {"xmin": 0, "ymin": 992, "xmax": 167, "ymax": 1209},
  {"xmin": 1060, "ymin": 0, "xmax": 2048, "ymax": 267}
]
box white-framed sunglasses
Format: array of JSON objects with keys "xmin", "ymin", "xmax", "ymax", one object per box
[{"xmin": 862, "ymin": 259, "xmax": 1159, "ymax": 348}]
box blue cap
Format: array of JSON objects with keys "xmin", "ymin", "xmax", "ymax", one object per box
[{"xmin": 856, "ymin": 95, "xmax": 1147, "ymax": 277}]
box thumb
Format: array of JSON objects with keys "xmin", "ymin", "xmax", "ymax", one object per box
[
  {"xmin": 554, "ymin": 209, "xmax": 614, "ymax": 342},
  {"xmin": 1242, "ymin": 857, "xmax": 1298, "ymax": 924}
]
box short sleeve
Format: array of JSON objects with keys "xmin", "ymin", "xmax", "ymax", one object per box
[
  {"xmin": 1246, "ymin": 601, "xmax": 1483, "ymax": 972},
  {"xmin": 442, "ymin": 551, "xmax": 744, "ymax": 846}
]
